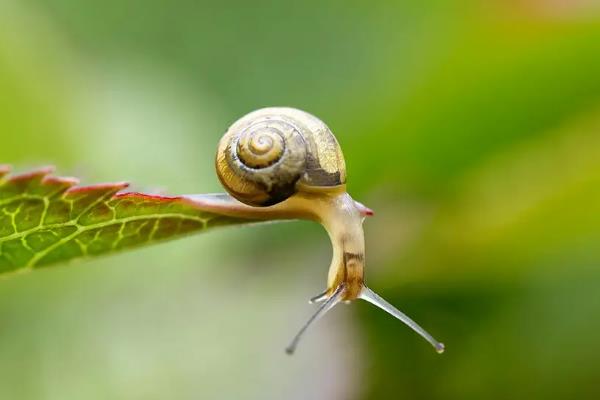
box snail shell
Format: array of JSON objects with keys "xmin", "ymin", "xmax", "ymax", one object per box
[{"xmin": 216, "ymin": 107, "xmax": 347, "ymax": 206}]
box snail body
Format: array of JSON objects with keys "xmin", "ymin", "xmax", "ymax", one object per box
[{"xmin": 188, "ymin": 107, "xmax": 444, "ymax": 354}]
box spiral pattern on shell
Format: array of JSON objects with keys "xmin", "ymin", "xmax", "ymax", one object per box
[
  {"xmin": 236, "ymin": 126, "xmax": 285, "ymax": 169},
  {"xmin": 216, "ymin": 107, "xmax": 347, "ymax": 207}
]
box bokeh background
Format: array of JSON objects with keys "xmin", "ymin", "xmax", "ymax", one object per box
[{"xmin": 1, "ymin": 0, "xmax": 600, "ymax": 399}]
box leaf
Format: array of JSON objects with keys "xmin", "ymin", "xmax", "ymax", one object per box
[{"xmin": 0, "ymin": 166, "xmax": 257, "ymax": 274}]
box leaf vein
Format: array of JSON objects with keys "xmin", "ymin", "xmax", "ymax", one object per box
[{"xmin": 24, "ymin": 213, "xmax": 209, "ymax": 268}]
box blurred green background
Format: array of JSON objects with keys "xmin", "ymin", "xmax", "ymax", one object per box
[{"xmin": 1, "ymin": 0, "xmax": 599, "ymax": 399}]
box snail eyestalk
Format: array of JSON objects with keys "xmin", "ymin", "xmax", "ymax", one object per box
[
  {"xmin": 309, "ymin": 289, "xmax": 329, "ymax": 304},
  {"xmin": 359, "ymin": 286, "xmax": 445, "ymax": 353},
  {"xmin": 286, "ymin": 283, "xmax": 346, "ymax": 355}
]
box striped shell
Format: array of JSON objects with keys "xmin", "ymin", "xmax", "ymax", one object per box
[{"xmin": 216, "ymin": 107, "xmax": 346, "ymax": 206}]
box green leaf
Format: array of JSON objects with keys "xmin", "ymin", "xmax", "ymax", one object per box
[{"xmin": 0, "ymin": 166, "xmax": 255, "ymax": 274}]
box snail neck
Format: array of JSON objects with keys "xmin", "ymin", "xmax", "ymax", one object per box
[
  {"xmin": 184, "ymin": 187, "xmax": 367, "ymax": 301},
  {"xmin": 281, "ymin": 190, "xmax": 368, "ymax": 355},
  {"xmin": 258, "ymin": 186, "xmax": 366, "ymax": 300},
  {"xmin": 310, "ymin": 191, "xmax": 365, "ymax": 301},
  {"xmin": 239, "ymin": 186, "xmax": 367, "ymax": 301}
]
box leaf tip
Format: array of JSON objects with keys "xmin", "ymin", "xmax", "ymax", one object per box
[
  {"xmin": 42, "ymin": 175, "xmax": 80, "ymax": 186},
  {"xmin": 8, "ymin": 166, "xmax": 55, "ymax": 183},
  {"xmin": 0, "ymin": 165, "xmax": 11, "ymax": 179},
  {"xmin": 65, "ymin": 181, "xmax": 130, "ymax": 195}
]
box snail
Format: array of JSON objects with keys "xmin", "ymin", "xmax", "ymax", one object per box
[{"xmin": 187, "ymin": 107, "xmax": 444, "ymax": 354}]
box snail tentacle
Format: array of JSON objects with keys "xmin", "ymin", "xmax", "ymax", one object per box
[{"xmin": 285, "ymin": 283, "xmax": 346, "ymax": 355}]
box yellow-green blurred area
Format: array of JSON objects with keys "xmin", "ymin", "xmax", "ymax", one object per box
[{"xmin": 1, "ymin": 0, "xmax": 599, "ymax": 398}]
